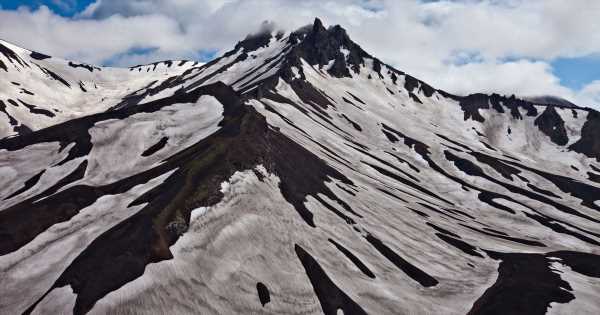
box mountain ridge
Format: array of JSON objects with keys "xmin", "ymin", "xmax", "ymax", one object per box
[
  {"xmin": 0, "ymin": 18, "xmax": 595, "ymax": 138},
  {"xmin": 1, "ymin": 18, "xmax": 600, "ymax": 315}
]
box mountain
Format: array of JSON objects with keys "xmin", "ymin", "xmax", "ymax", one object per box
[
  {"xmin": 1, "ymin": 18, "xmax": 600, "ymax": 315},
  {"xmin": 0, "ymin": 39, "xmax": 197, "ymax": 137},
  {"xmin": 525, "ymin": 95, "xmax": 579, "ymax": 108}
]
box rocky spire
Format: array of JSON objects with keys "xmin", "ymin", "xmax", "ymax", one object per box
[
  {"xmin": 283, "ymin": 17, "xmax": 379, "ymax": 78},
  {"xmin": 312, "ymin": 17, "xmax": 326, "ymax": 32}
]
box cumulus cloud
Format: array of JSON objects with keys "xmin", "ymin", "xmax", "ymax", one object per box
[
  {"xmin": 0, "ymin": 0, "xmax": 599, "ymax": 108},
  {"xmin": 576, "ymin": 81, "xmax": 600, "ymax": 108},
  {"xmin": 0, "ymin": 6, "xmax": 193, "ymax": 63}
]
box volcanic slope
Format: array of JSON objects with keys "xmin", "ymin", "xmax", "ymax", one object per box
[
  {"xmin": 0, "ymin": 39, "xmax": 197, "ymax": 137},
  {"xmin": 2, "ymin": 18, "xmax": 600, "ymax": 315}
]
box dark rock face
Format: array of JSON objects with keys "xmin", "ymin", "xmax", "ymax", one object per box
[
  {"xmin": 445, "ymin": 151, "xmax": 600, "ymax": 224},
  {"xmin": 30, "ymin": 51, "xmax": 51, "ymax": 60},
  {"xmin": 19, "ymin": 100, "xmax": 56, "ymax": 117},
  {"xmin": 141, "ymin": 136, "xmax": 168, "ymax": 157},
  {"xmin": 40, "ymin": 66, "xmax": 71, "ymax": 88},
  {"xmin": 454, "ymin": 93, "xmax": 538, "ymax": 122},
  {"xmin": 235, "ymin": 21, "xmax": 278, "ymax": 52},
  {"xmin": 13, "ymin": 124, "xmax": 33, "ymax": 134},
  {"xmin": 329, "ymin": 239, "xmax": 375, "ymax": 278},
  {"xmin": 0, "ymin": 99, "xmax": 32, "ymax": 135},
  {"xmin": 129, "ymin": 61, "xmax": 177, "ymax": 72},
  {"xmin": 502, "ymin": 94, "xmax": 537, "ymax": 118},
  {"xmin": 404, "ymin": 74, "xmax": 435, "ymax": 97},
  {"xmin": 534, "ymin": 106, "xmax": 568, "ymax": 145},
  {"xmin": 569, "ymin": 110, "xmax": 600, "ymax": 161},
  {"xmin": 365, "ymin": 233, "xmax": 439, "ymax": 287},
  {"xmin": 68, "ymin": 62, "xmax": 101, "ymax": 72},
  {"xmin": 457, "ymin": 93, "xmax": 489, "ymax": 122},
  {"xmin": 236, "ymin": 32, "xmax": 273, "ymax": 52},
  {"xmin": 469, "ymin": 251, "xmax": 600, "ymax": 315},
  {"xmin": 0, "ymin": 100, "xmax": 18, "ymax": 126},
  {"xmin": 469, "ymin": 152, "xmax": 520, "ymax": 180},
  {"xmin": 551, "ymin": 251, "xmax": 600, "ymax": 278},
  {"xmin": 0, "ymin": 43, "xmax": 27, "ymax": 68},
  {"xmin": 435, "ymin": 233, "xmax": 483, "ymax": 258},
  {"xmin": 285, "ymin": 18, "xmax": 383, "ymax": 78},
  {"xmin": 467, "ymin": 252, "xmax": 574, "ymax": 315},
  {"xmin": 256, "ymin": 282, "xmax": 270, "ymax": 306},
  {"xmin": 4, "ymin": 170, "xmax": 45, "ymax": 200},
  {"xmin": 295, "ymin": 244, "xmax": 368, "ymax": 315}
]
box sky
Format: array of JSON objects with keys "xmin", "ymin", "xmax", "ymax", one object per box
[{"xmin": 0, "ymin": 0, "xmax": 599, "ymax": 108}]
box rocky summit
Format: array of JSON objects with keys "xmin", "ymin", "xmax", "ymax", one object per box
[{"xmin": 1, "ymin": 18, "xmax": 600, "ymax": 315}]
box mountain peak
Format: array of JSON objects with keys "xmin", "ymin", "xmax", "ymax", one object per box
[
  {"xmin": 234, "ymin": 20, "xmax": 284, "ymax": 52},
  {"xmin": 283, "ymin": 18, "xmax": 379, "ymax": 78},
  {"xmin": 312, "ymin": 17, "xmax": 326, "ymax": 32}
]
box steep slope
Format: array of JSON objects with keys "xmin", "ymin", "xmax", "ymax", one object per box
[
  {"xmin": 1, "ymin": 18, "xmax": 600, "ymax": 315},
  {"xmin": 0, "ymin": 39, "xmax": 196, "ymax": 137}
]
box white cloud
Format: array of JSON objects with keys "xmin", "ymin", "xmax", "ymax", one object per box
[
  {"xmin": 0, "ymin": 0, "xmax": 599, "ymax": 108},
  {"xmin": 576, "ymin": 81, "xmax": 600, "ymax": 109},
  {"xmin": 427, "ymin": 60, "xmax": 572, "ymax": 97},
  {"xmin": 0, "ymin": 6, "xmax": 192, "ymax": 64}
]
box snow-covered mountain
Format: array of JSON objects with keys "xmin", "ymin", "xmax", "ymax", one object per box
[
  {"xmin": 0, "ymin": 39, "xmax": 197, "ymax": 137},
  {"xmin": 1, "ymin": 18, "xmax": 600, "ymax": 315}
]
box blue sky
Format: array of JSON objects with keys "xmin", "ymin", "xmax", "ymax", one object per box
[
  {"xmin": 0, "ymin": 0, "xmax": 599, "ymax": 107},
  {"xmin": 552, "ymin": 56, "xmax": 600, "ymax": 91},
  {"xmin": 0, "ymin": 0, "xmax": 94, "ymax": 16},
  {"xmin": 101, "ymin": 47, "xmax": 218, "ymax": 66}
]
